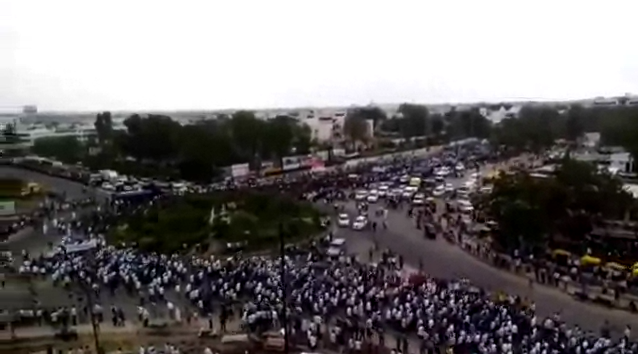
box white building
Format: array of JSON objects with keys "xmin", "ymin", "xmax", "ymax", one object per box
[{"xmin": 479, "ymin": 105, "xmax": 522, "ymax": 124}]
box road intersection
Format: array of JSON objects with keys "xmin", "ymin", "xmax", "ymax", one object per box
[{"xmin": 2, "ymin": 165, "xmax": 636, "ymax": 338}]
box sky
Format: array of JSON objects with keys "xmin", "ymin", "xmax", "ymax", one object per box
[{"xmin": 1, "ymin": 0, "xmax": 637, "ymax": 112}]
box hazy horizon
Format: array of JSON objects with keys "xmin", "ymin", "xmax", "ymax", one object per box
[{"xmin": 2, "ymin": 0, "xmax": 637, "ymax": 112}]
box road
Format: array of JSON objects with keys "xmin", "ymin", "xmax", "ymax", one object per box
[
  {"xmin": 3, "ymin": 166, "xmax": 636, "ymax": 338},
  {"xmin": 335, "ymin": 198, "xmax": 637, "ymax": 337},
  {"xmin": 0, "ymin": 166, "xmax": 89, "ymax": 200}
]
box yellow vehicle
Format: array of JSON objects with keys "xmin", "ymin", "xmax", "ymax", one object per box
[{"xmin": 409, "ymin": 177, "xmax": 421, "ymax": 187}]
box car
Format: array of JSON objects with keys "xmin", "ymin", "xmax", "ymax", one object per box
[
  {"xmin": 457, "ymin": 199, "xmax": 474, "ymax": 213},
  {"xmin": 444, "ymin": 183, "xmax": 454, "ymax": 193},
  {"xmin": 455, "ymin": 163, "xmax": 465, "ymax": 172},
  {"xmin": 330, "ymin": 238, "xmax": 347, "ymax": 249},
  {"xmin": 367, "ymin": 190, "xmax": 379, "ymax": 203},
  {"xmin": 402, "ymin": 186, "xmax": 417, "ymax": 198},
  {"xmin": 378, "ymin": 185, "xmax": 389, "ymax": 197},
  {"xmin": 479, "ymin": 186, "xmax": 493, "ymax": 194},
  {"xmin": 352, "ymin": 215, "xmax": 368, "ymax": 230},
  {"xmin": 354, "ymin": 189, "xmax": 368, "ymax": 201},
  {"xmin": 399, "ymin": 175, "xmax": 410, "ymax": 184},
  {"xmin": 432, "ymin": 185, "xmax": 445, "ymax": 197},
  {"xmin": 412, "ymin": 193, "xmax": 426, "ymax": 205},
  {"xmin": 337, "ymin": 213, "xmax": 350, "ymax": 227}
]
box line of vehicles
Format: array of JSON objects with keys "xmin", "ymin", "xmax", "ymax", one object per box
[
  {"xmin": 338, "ymin": 164, "xmax": 493, "ymax": 231},
  {"xmin": 88, "ymin": 170, "xmax": 192, "ymax": 194}
]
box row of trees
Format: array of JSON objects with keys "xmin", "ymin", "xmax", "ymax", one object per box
[
  {"xmin": 110, "ymin": 191, "xmax": 323, "ymax": 254},
  {"xmin": 487, "ymin": 158, "xmax": 636, "ymax": 260},
  {"xmin": 343, "ymin": 104, "xmax": 636, "ymax": 160},
  {"xmin": 34, "ymin": 111, "xmax": 313, "ymax": 181},
  {"xmin": 491, "ymin": 105, "xmax": 637, "ymax": 158},
  {"xmin": 31, "ymin": 103, "xmax": 637, "ymax": 181}
]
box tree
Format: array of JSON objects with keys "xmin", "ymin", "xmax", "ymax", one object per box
[
  {"xmin": 262, "ymin": 116, "xmax": 296, "ymax": 159},
  {"xmin": 446, "ymin": 109, "xmax": 492, "ymax": 140},
  {"xmin": 488, "ymin": 171, "xmax": 555, "ymax": 252},
  {"xmin": 487, "ymin": 158, "xmax": 635, "ymax": 254},
  {"xmin": 121, "ymin": 114, "xmax": 182, "ymax": 163},
  {"xmin": 343, "ymin": 110, "xmax": 370, "ymax": 148},
  {"xmin": 564, "ymin": 105, "xmax": 586, "ymax": 142},
  {"xmin": 31, "ymin": 136, "xmax": 83, "ymax": 164},
  {"xmin": 94, "ymin": 111, "xmax": 113, "ymax": 145},
  {"xmin": 600, "ymin": 107, "xmax": 638, "ymax": 162},
  {"xmin": 229, "ymin": 111, "xmax": 263, "ymax": 163},
  {"xmin": 111, "ymin": 191, "xmax": 324, "ymax": 254},
  {"xmin": 397, "ymin": 103, "xmax": 429, "ymax": 139}
]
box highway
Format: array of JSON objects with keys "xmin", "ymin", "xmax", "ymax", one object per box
[
  {"xmin": 335, "ymin": 197, "xmax": 636, "ymax": 337},
  {"xmin": 2, "ymin": 166, "xmax": 636, "ymax": 338}
]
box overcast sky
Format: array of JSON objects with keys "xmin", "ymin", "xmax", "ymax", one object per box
[{"xmin": 1, "ymin": 0, "xmax": 637, "ymax": 112}]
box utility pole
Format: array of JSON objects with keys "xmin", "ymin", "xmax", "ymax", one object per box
[
  {"xmin": 63, "ymin": 247, "xmax": 102, "ymax": 354},
  {"xmin": 278, "ymin": 223, "xmax": 290, "ymax": 354}
]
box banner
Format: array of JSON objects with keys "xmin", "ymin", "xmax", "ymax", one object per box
[
  {"xmin": 315, "ymin": 150, "xmax": 330, "ymax": 161},
  {"xmin": 231, "ymin": 163, "xmax": 250, "ymax": 178},
  {"xmin": 282, "ymin": 156, "xmax": 303, "ymax": 171},
  {"xmin": 332, "ymin": 148, "xmax": 346, "ymax": 158},
  {"xmin": 0, "ymin": 201, "xmax": 16, "ymax": 216}
]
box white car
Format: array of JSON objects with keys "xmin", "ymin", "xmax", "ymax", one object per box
[
  {"xmin": 101, "ymin": 182, "xmax": 114, "ymax": 191},
  {"xmin": 354, "ymin": 190, "xmax": 368, "ymax": 201},
  {"xmin": 367, "ymin": 190, "xmax": 379, "ymax": 203},
  {"xmin": 444, "ymin": 183, "xmax": 454, "ymax": 193},
  {"xmin": 412, "ymin": 193, "xmax": 426, "ymax": 205},
  {"xmin": 480, "ymin": 186, "xmax": 493, "ymax": 194},
  {"xmin": 337, "ymin": 213, "xmax": 350, "ymax": 227},
  {"xmin": 432, "ymin": 185, "xmax": 446, "ymax": 197},
  {"xmin": 457, "ymin": 199, "xmax": 474, "ymax": 213},
  {"xmin": 399, "ymin": 175, "xmax": 410, "ymax": 184},
  {"xmin": 378, "ymin": 185, "xmax": 389, "ymax": 197},
  {"xmin": 402, "ymin": 186, "xmax": 417, "ymax": 198},
  {"xmin": 455, "ymin": 163, "xmax": 465, "ymax": 172},
  {"xmin": 352, "ymin": 215, "xmax": 368, "ymax": 230}
]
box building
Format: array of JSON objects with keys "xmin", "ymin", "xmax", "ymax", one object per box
[
  {"xmin": 479, "ymin": 105, "xmax": 523, "ymax": 124},
  {"xmin": 0, "ymin": 119, "xmax": 31, "ymax": 157}
]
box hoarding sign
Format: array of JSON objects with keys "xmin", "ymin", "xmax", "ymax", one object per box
[
  {"xmin": 282, "ymin": 156, "xmax": 302, "ymax": 171},
  {"xmin": 231, "ymin": 163, "xmax": 250, "ymax": 178},
  {"xmin": 0, "ymin": 201, "xmax": 16, "ymax": 216}
]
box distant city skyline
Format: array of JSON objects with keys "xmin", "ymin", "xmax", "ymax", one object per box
[{"xmin": 2, "ymin": 0, "xmax": 637, "ymax": 112}]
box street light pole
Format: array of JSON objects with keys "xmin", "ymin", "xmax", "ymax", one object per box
[
  {"xmin": 62, "ymin": 247, "xmax": 102, "ymax": 354},
  {"xmin": 278, "ymin": 223, "xmax": 290, "ymax": 354}
]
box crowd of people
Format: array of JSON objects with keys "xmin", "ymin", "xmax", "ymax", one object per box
[{"xmin": 3, "ymin": 145, "xmax": 638, "ymax": 354}]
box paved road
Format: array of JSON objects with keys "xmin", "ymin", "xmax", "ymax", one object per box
[
  {"xmin": 3, "ymin": 166, "xmax": 636, "ymax": 338},
  {"xmin": 335, "ymin": 200, "xmax": 637, "ymax": 337},
  {"xmin": 0, "ymin": 166, "xmax": 90, "ymax": 200}
]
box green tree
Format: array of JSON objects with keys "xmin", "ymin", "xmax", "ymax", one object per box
[
  {"xmin": 94, "ymin": 111, "xmax": 113, "ymax": 145},
  {"xmin": 600, "ymin": 107, "xmax": 638, "ymax": 162},
  {"xmin": 564, "ymin": 104, "xmax": 586, "ymax": 142},
  {"xmin": 121, "ymin": 114, "xmax": 182, "ymax": 163},
  {"xmin": 263, "ymin": 116, "xmax": 296, "ymax": 159},
  {"xmin": 446, "ymin": 109, "xmax": 492, "ymax": 140},
  {"xmin": 397, "ymin": 103, "xmax": 429, "ymax": 139},
  {"xmin": 31, "ymin": 136, "xmax": 83, "ymax": 164},
  {"xmin": 487, "ymin": 158, "xmax": 635, "ymax": 254},
  {"xmin": 229, "ymin": 111, "xmax": 263, "ymax": 163},
  {"xmin": 343, "ymin": 110, "xmax": 370, "ymax": 148}
]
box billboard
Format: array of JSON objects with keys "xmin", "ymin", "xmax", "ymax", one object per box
[
  {"xmin": 0, "ymin": 201, "xmax": 16, "ymax": 216},
  {"xmin": 282, "ymin": 156, "xmax": 302, "ymax": 171},
  {"xmin": 231, "ymin": 163, "xmax": 250, "ymax": 178}
]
